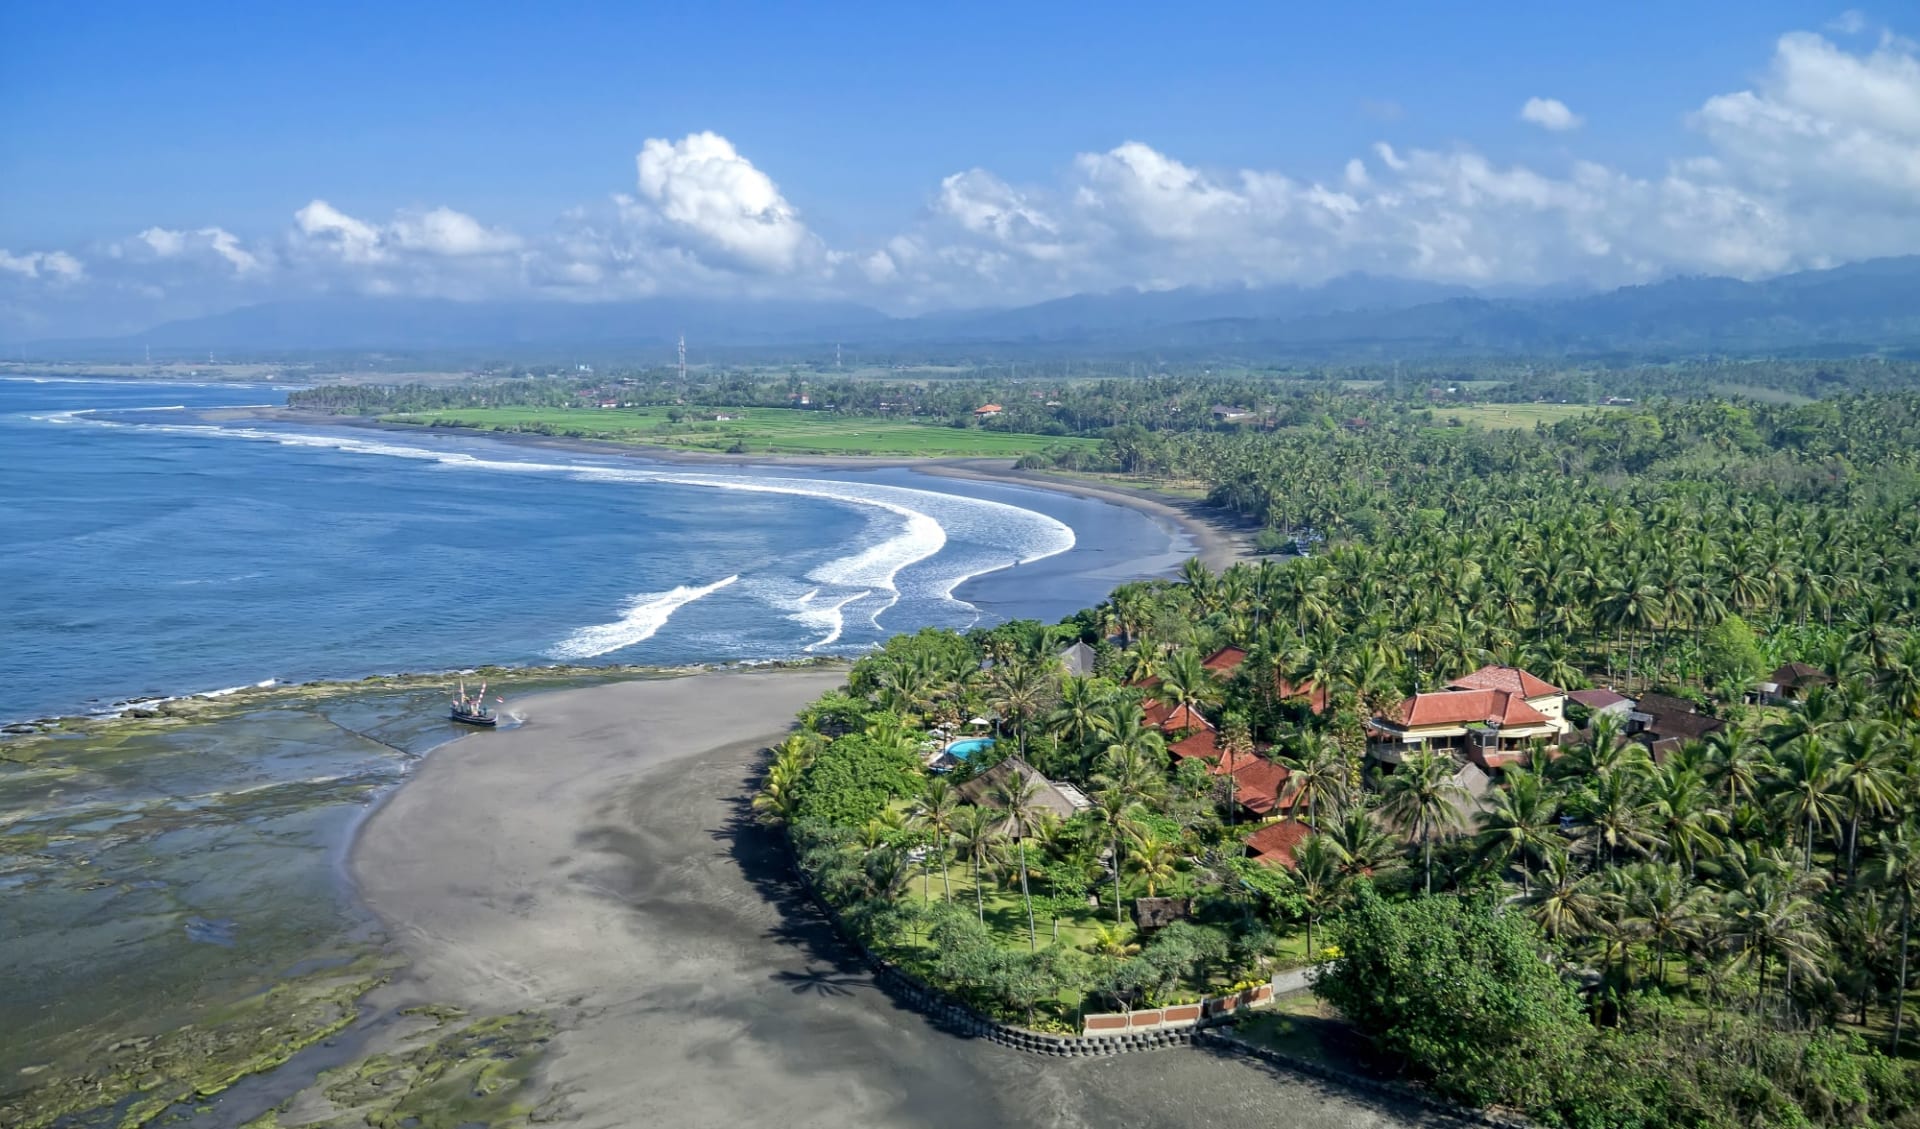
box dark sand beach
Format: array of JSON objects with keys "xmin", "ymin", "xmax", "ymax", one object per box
[{"xmin": 342, "ymin": 670, "xmax": 1449, "ymax": 1129}]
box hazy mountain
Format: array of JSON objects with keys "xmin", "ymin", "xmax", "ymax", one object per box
[
  {"xmin": 56, "ymin": 296, "xmax": 893, "ymax": 356},
  {"xmin": 28, "ymin": 257, "xmax": 1920, "ymax": 360}
]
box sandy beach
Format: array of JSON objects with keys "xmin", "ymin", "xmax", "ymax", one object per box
[{"xmin": 344, "ymin": 670, "xmax": 1445, "ymax": 1129}]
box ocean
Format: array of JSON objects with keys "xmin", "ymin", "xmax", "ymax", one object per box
[{"xmin": 0, "ymin": 377, "xmax": 1188, "ymax": 722}]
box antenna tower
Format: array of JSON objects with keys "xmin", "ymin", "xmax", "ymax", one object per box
[
  {"xmin": 677, "ymin": 333, "xmax": 687, "ymax": 381},
  {"xmin": 835, "ymin": 343, "xmax": 842, "ymax": 369}
]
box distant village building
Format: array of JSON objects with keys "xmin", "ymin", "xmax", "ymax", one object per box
[
  {"xmin": 1567, "ymin": 688, "xmax": 1634, "ymax": 721},
  {"xmin": 1756, "ymin": 662, "xmax": 1833, "ymax": 705},
  {"xmin": 1628, "ymin": 693, "xmax": 1724, "ymax": 761},
  {"xmin": 1210, "ymin": 405, "xmax": 1254, "ymax": 422},
  {"xmin": 974, "ymin": 404, "xmax": 1003, "ymax": 417}
]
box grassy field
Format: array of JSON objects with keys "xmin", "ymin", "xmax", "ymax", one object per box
[
  {"xmin": 383, "ymin": 406, "xmax": 1098, "ymax": 458},
  {"xmin": 1428, "ymin": 402, "xmax": 1616, "ymax": 429}
]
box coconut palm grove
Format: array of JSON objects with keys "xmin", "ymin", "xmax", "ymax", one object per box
[{"xmin": 758, "ymin": 390, "xmax": 1920, "ymax": 1128}]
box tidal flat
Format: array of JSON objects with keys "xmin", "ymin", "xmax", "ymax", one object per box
[{"xmin": 0, "ymin": 665, "xmax": 752, "ymax": 1129}]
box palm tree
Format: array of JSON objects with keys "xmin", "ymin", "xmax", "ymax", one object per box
[
  {"xmin": 1292, "ymin": 833, "xmax": 1346, "ymax": 961},
  {"xmin": 951, "ymin": 805, "xmax": 999, "ymax": 925},
  {"xmin": 1159, "ymin": 647, "xmax": 1220, "ymax": 725},
  {"xmin": 1047, "ymin": 675, "xmax": 1112, "ymax": 762},
  {"xmin": 1524, "ymin": 852, "xmax": 1608, "ymax": 944},
  {"xmin": 1277, "ymin": 736, "xmax": 1348, "ymax": 830},
  {"xmin": 1643, "ymin": 764, "xmax": 1728, "ymax": 876},
  {"xmin": 1087, "ymin": 786, "xmax": 1143, "ymax": 928},
  {"xmin": 990, "ymin": 772, "xmax": 1046, "ymax": 950},
  {"xmin": 988, "ymin": 658, "xmax": 1056, "ymax": 761},
  {"xmin": 1622, "ymin": 862, "xmax": 1706, "ymax": 986},
  {"xmin": 1378, "ymin": 748, "xmax": 1469, "ymax": 894},
  {"xmin": 1472, "ymin": 764, "xmax": 1563, "ymax": 882},
  {"xmin": 1769, "ymin": 734, "xmax": 1850, "ymax": 873},
  {"xmin": 1723, "ymin": 871, "xmax": 1826, "ymax": 1022},
  {"xmin": 910, "ymin": 777, "xmax": 960, "ymax": 903},
  {"xmin": 1324, "ymin": 809, "xmax": 1401, "ymax": 883},
  {"xmin": 1836, "ymin": 722, "xmax": 1901, "ymax": 877},
  {"xmin": 1126, "ymin": 835, "xmax": 1180, "ymax": 898},
  {"xmin": 1570, "ymin": 763, "xmax": 1661, "ymax": 867},
  {"xmin": 1866, "ymin": 822, "xmax": 1920, "ymax": 1054}
]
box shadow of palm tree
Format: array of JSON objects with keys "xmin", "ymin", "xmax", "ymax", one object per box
[{"xmin": 772, "ymin": 966, "xmax": 865, "ymax": 997}]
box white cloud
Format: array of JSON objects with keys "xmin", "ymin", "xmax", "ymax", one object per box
[
  {"xmin": 1694, "ymin": 30, "xmax": 1920, "ymax": 200},
  {"xmin": 389, "ymin": 207, "xmax": 521, "ymax": 256},
  {"xmin": 294, "ymin": 200, "xmax": 387, "ymax": 263},
  {"xmin": 9, "ymin": 23, "xmax": 1920, "ymax": 331},
  {"xmin": 1520, "ymin": 97, "xmax": 1584, "ymax": 131},
  {"xmin": 0, "ymin": 249, "xmax": 84, "ymax": 283},
  {"xmin": 133, "ymin": 226, "xmax": 262, "ymax": 273},
  {"xmin": 633, "ymin": 131, "xmax": 811, "ymax": 273}
]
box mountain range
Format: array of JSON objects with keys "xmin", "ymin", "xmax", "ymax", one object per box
[{"xmin": 22, "ymin": 257, "xmax": 1920, "ymax": 362}]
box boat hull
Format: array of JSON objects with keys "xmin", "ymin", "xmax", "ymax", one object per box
[{"xmin": 450, "ymin": 710, "xmax": 497, "ymax": 727}]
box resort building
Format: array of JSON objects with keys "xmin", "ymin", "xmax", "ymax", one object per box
[
  {"xmin": 1200, "ymin": 645, "xmax": 1333, "ymax": 715},
  {"xmin": 957, "ymin": 756, "xmax": 1089, "ymax": 819},
  {"xmin": 1056, "ymin": 640, "xmax": 1098, "ymax": 678},
  {"xmin": 1244, "ymin": 820, "xmax": 1314, "ymax": 869},
  {"xmin": 1366, "ymin": 664, "xmax": 1572, "ymax": 770}
]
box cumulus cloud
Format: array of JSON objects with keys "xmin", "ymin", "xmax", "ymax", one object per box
[
  {"xmin": 0, "ymin": 249, "xmax": 84, "ymax": 283},
  {"xmin": 633, "ymin": 131, "xmax": 811, "ymax": 273},
  {"xmin": 132, "ymin": 226, "xmax": 262, "ymax": 273},
  {"xmin": 1520, "ymin": 96, "xmax": 1584, "ymax": 131},
  {"xmin": 1694, "ymin": 30, "xmax": 1920, "ymax": 201},
  {"xmin": 9, "ymin": 23, "xmax": 1920, "ymax": 332}
]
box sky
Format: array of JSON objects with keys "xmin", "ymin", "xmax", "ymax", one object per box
[{"xmin": 2, "ymin": 1, "xmax": 1918, "ymax": 339}]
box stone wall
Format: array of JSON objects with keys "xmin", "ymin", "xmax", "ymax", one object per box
[{"xmin": 1078, "ymin": 982, "xmax": 1274, "ymax": 1037}]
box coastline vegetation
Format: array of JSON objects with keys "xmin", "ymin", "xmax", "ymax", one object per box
[
  {"xmin": 758, "ymin": 384, "xmax": 1920, "ymax": 1125},
  {"xmin": 376, "ymin": 405, "xmax": 1098, "ymax": 458}
]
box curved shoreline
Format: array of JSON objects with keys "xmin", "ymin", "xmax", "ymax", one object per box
[
  {"xmin": 332, "ymin": 671, "xmax": 1438, "ymax": 1129},
  {"xmin": 209, "ymin": 407, "xmax": 1251, "ymax": 571}
]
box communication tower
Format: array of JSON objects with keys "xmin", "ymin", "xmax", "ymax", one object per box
[{"xmin": 677, "ymin": 333, "xmax": 687, "ymax": 381}]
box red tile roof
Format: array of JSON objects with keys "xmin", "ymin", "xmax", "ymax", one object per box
[
  {"xmin": 1203, "ymin": 646, "xmax": 1248, "ymax": 674},
  {"xmin": 1447, "ymin": 665, "xmax": 1561, "ymax": 699},
  {"xmin": 1385, "ymin": 689, "xmax": 1549, "ymax": 729},
  {"xmin": 1169, "ymin": 730, "xmax": 1222, "ymax": 761},
  {"xmin": 1144, "ymin": 700, "xmax": 1214, "ymax": 733},
  {"xmin": 1277, "ymin": 679, "xmax": 1333, "ymax": 716},
  {"xmin": 1213, "ymin": 747, "xmax": 1294, "ymax": 815},
  {"xmin": 1245, "ymin": 820, "xmax": 1313, "ymax": 868}
]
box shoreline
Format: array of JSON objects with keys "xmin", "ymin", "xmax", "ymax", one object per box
[
  {"xmin": 208, "ymin": 406, "xmax": 1253, "ymax": 571},
  {"xmin": 325, "ymin": 671, "xmax": 1432, "ymax": 1129},
  {"xmin": 0, "ymin": 658, "xmax": 839, "ymax": 745}
]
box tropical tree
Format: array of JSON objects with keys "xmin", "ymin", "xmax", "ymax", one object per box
[
  {"xmin": 1866, "ymin": 822, "xmax": 1920, "ymax": 1053},
  {"xmin": 951, "ymin": 804, "xmax": 999, "ymax": 925},
  {"xmin": 1378, "ymin": 748, "xmax": 1469, "ymax": 895},
  {"xmin": 910, "ymin": 777, "xmax": 960, "ymax": 903}
]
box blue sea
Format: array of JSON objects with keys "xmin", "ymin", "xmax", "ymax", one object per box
[{"xmin": 0, "ymin": 378, "xmax": 1188, "ymax": 722}]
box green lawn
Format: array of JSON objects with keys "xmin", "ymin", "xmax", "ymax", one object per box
[{"xmin": 382, "ymin": 406, "xmax": 1098, "ymax": 458}]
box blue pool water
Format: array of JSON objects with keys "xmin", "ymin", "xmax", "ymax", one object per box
[{"xmin": 945, "ymin": 737, "xmax": 996, "ymax": 759}]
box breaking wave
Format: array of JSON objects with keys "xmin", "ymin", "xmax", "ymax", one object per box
[{"xmin": 548, "ymin": 575, "xmax": 740, "ymax": 659}]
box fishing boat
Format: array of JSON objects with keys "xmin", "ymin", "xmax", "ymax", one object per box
[{"xmin": 450, "ymin": 680, "xmax": 502, "ymax": 727}]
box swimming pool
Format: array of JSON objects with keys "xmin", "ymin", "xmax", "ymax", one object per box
[{"xmin": 944, "ymin": 737, "xmax": 996, "ymax": 759}]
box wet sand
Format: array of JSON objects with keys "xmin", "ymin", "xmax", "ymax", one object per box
[{"xmin": 349, "ymin": 671, "xmax": 1450, "ymax": 1129}]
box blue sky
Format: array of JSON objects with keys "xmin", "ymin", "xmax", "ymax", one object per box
[{"xmin": 3, "ymin": 2, "xmax": 1917, "ymax": 337}]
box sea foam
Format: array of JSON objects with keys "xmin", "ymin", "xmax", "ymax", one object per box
[
  {"xmin": 38, "ymin": 412, "xmax": 1078, "ymax": 651},
  {"xmin": 548, "ymin": 574, "xmax": 740, "ymax": 660}
]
